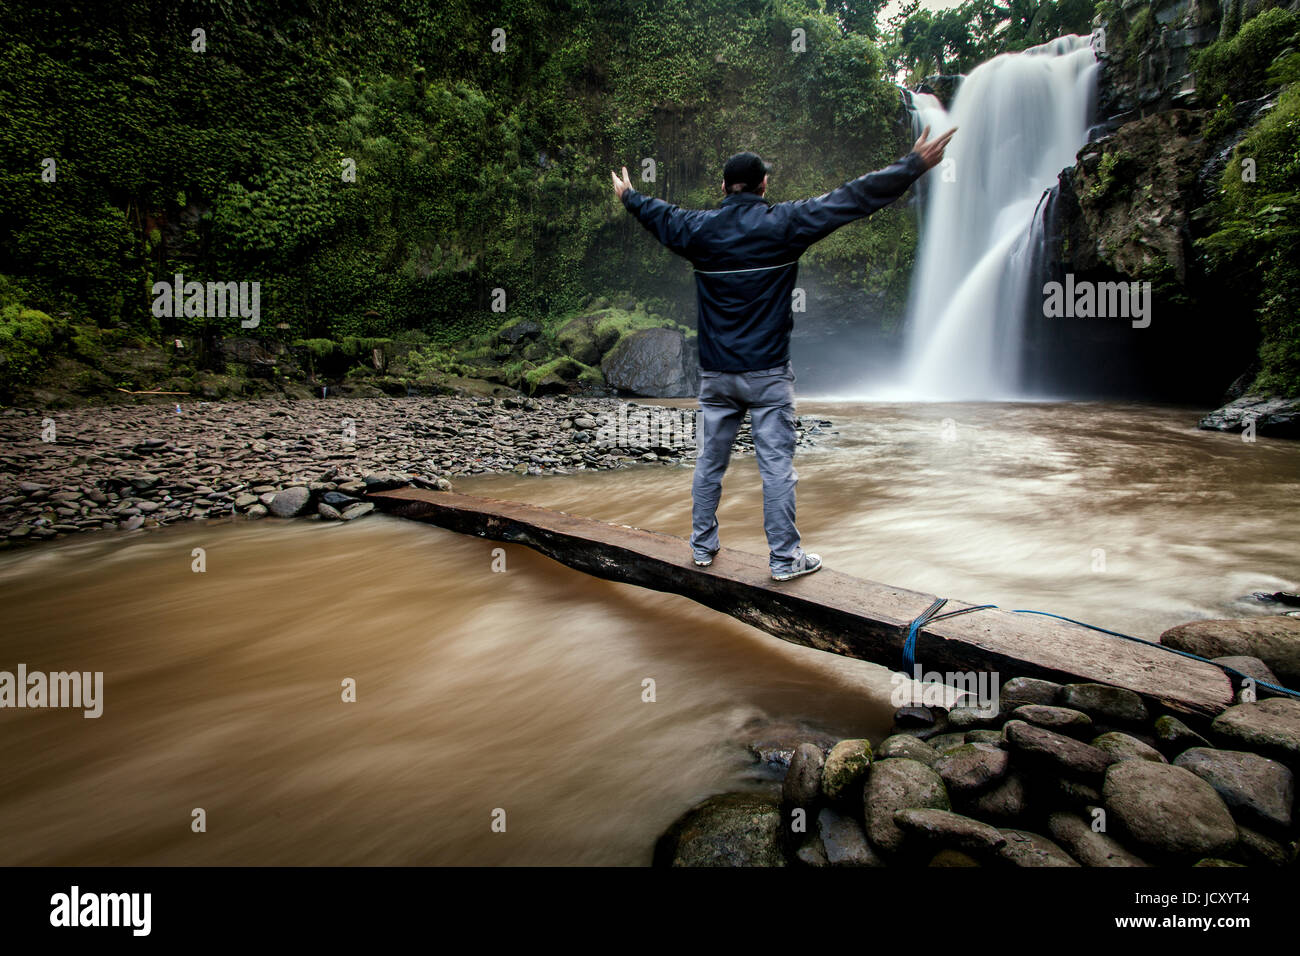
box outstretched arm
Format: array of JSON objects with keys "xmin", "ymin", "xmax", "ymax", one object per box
[
  {"xmin": 782, "ymin": 125, "xmax": 957, "ymax": 248},
  {"xmin": 611, "ymin": 165, "xmax": 696, "ymax": 256}
]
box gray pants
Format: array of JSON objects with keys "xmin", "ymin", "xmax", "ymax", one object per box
[{"xmin": 691, "ymin": 360, "xmax": 803, "ymax": 572}]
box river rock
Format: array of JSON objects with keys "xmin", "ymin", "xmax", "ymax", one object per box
[
  {"xmin": 1004, "ymin": 719, "xmax": 1115, "ymax": 780},
  {"xmin": 653, "ymin": 792, "xmax": 785, "ymax": 867},
  {"xmin": 246, "ymin": 504, "xmax": 268, "ymax": 518},
  {"xmin": 927, "ymin": 732, "xmax": 968, "ymax": 754},
  {"xmin": 233, "ymin": 492, "xmax": 259, "ymax": 509},
  {"xmin": 863, "ymin": 758, "xmax": 951, "ymax": 854},
  {"xmin": 997, "ymin": 829, "xmax": 1080, "ymax": 867},
  {"xmin": 600, "ymin": 328, "xmax": 699, "ymax": 398},
  {"xmin": 1060, "ymin": 683, "xmax": 1149, "ymax": 725},
  {"xmin": 1173, "ymin": 747, "xmax": 1294, "ymax": 831},
  {"xmin": 1234, "ymin": 823, "xmax": 1290, "ymax": 866},
  {"xmin": 268, "ymin": 486, "xmax": 311, "ymax": 517},
  {"xmin": 820, "ymin": 739, "xmax": 871, "ymax": 803},
  {"xmin": 1214, "ymin": 655, "xmax": 1281, "ymax": 690},
  {"xmin": 1102, "ymin": 760, "xmax": 1238, "ymax": 861},
  {"xmin": 1153, "ymin": 714, "xmax": 1212, "ymax": 758},
  {"xmin": 340, "ymin": 502, "xmax": 375, "ymax": 521},
  {"xmin": 1198, "ymin": 394, "xmax": 1300, "ymax": 439},
  {"xmin": 963, "ymin": 771, "xmax": 1029, "ymax": 822},
  {"xmin": 875, "ymin": 734, "xmax": 939, "ymax": 766},
  {"xmin": 890, "ymin": 705, "xmax": 946, "ymax": 739},
  {"xmin": 743, "ymin": 719, "xmax": 839, "ymax": 768},
  {"xmin": 1091, "ymin": 731, "xmax": 1168, "ymax": 764},
  {"xmin": 321, "ymin": 491, "xmax": 359, "ymax": 508},
  {"xmin": 782, "ymin": 742, "xmax": 824, "ymax": 810},
  {"xmin": 318, "ymin": 503, "xmax": 342, "ymax": 521},
  {"xmin": 496, "ymin": 318, "xmax": 542, "ymax": 345},
  {"xmin": 1044, "ymin": 776, "xmax": 1104, "ymax": 813},
  {"xmin": 1047, "ymin": 811, "xmax": 1149, "ymax": 867},
  {"xmin": 1000, "ymin": 676, "xmax": 1063, "ymax": 709},
  {"xmin": 964, "ymin": 729, "xmax": 1005, "ymax": 747},
  {"xmin": 893, "ymin": 808, "xmax": 1007, "ymax": 856},
  {"xmin": 1012, "ymin": 704, "xmax": 1095, "ymax": 736},
  {"xmin": 817, "ymin": 807, "xmax": 884, "ymax": 866},
  {"xmin": 1161, "ymin": 616, "xmax": 1300, "ymax": 687},
  {"xmin": 946, "ymin": 704, "xmax": 1003, "ymax": 730},
  {"xmin": 362, "ymin": 473, "xmax": 406, "ymax": 491},
  {"xmin": 1212, "ymin": 698, "xmax": 1300, "ymax": 768},
  {"xmin": 794, "ymin": 837, "xmax": 828, "ymax": 867},
  {"xmin": 933, "ymin": 742, "xmax": 1009, "ymax": 795}
]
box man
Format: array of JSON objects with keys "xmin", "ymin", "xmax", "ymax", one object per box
[{"xmin": 610, "ymin": 126, "xmax": 956, "ymax": 582}]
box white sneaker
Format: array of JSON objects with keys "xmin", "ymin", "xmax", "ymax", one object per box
[{"xmin": 772, "ymin": 552, "xmax": 822, "ymax": 582}]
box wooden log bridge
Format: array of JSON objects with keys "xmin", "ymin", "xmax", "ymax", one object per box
[{"xmin": 367, "ymin": 487, "xmax": 1233, "ymax": 718}]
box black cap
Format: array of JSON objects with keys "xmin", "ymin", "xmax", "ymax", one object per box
[{"xmin": 723, "ymin": 151, "xmax": 769, "ymax": 192}]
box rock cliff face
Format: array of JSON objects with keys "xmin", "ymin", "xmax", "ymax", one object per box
[
  {"xmin": 1095, "ymin": 0, "xmax": 1225, "ymax": 117},
  {"xmin": 1032, "ymin": 0, "xmax": 1299, "ymax": 404}
]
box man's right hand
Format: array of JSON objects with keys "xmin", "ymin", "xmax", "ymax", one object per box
[{"xmin": 911, "ymin": 125, "xmax": 957, "ymax": 172}]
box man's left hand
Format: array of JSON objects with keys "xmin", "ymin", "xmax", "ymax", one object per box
[{"xmin": 610, "ymin": 166, "xmax": 632, "ymax": 200}]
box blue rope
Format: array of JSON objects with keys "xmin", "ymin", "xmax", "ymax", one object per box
[{"xmin": 900, "ymin": 601, "xmax": 1300, "ymax": 700}]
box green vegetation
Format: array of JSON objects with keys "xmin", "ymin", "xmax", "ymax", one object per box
[
  {"xmin": 883, "ymin": 0, "xmax": 1096, "ymax": 81},
  {"xmin": 1194, "ymin": 8, "xmax": 1300, "ymax": 105},
  {"xmin": 0, "ymin": 0, "xmax": 919, "ymax": 377},
  {"xmin": 1200, "ymin": 83, "xmax": 1300, "ymax": 395}
]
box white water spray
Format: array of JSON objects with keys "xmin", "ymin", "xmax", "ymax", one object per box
[{"xmin": 897, "ymin": 36, "xmax": 1098, "ymax": 400}]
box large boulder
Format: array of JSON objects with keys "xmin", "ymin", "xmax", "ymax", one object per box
[
  {"xmin": 862, "ymin": 758, "xmax": 951, "ymax": 854},
  {"xmin": 1102, "ymin": 760, "xmax": 1239, "ymax": 861},
  {"xmin": 495, "ymin": 318, "xmax": 542, "ymax": 346},
  {"xmin": 600, "ymin": 328, "xmax": 699, "ymax": 398},
  {"xmin": 653, "ymin": 792, "xmax": 785, "ymax": 867},
  {"xmin": 1003, "ymin": 719, "xmax": 1115, "ymax": 781},
  {"xmin": 267, "ymin": 485, "xmax": 311, "ymax": 518},
  {"xmin": 1161, "ymin": 617, "xmax": 1300, "ymax": 686},
  {"xmin": 1173, "ymin": 747, "xmax": 1294, "ymax": 831},
  {"xmin": 1211, "ymin": 698, "xmax": 1300, "ymax": 767},
  {"xmin": 555, "ymin": 312, "xmax": 620, "ymax": 365},
  {"xmin": 1199, "ymin": 394, "xmax": 1300, "ymax": 439},
  {"xmin": 933, "ymin": 743, "xmax": 1010, "ymax": 795}
]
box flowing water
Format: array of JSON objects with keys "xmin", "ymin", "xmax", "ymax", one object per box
[
  {"xmin": 898, "ymin": 36, "xmax": 1099, "ymax": 400},
  {"xmin": 0, "ymin": 401, "xmax": 1296, "ymax": 865}
]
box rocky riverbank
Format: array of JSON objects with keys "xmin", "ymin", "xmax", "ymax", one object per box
[
  {"xmin": 659, "ymin": 617, "xmax": 1300, "ymax": 866},
  {"xmin": 0, "ymin": 395, "xmax": 833, "ymax": 546}
]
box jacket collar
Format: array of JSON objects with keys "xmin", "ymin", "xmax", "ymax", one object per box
[{"xmin": 721, "ymin": 191, "xmax": 770, "ymax": 208}]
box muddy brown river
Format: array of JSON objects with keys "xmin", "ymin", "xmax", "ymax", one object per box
[{"xmin": 0, "ymin": 401, "xmax": 1296, "ymax": 864}]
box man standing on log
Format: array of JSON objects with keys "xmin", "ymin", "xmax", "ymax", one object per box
[{"xmin": 611, "ymin": 126, "xmax": 955, "ymax": 581}]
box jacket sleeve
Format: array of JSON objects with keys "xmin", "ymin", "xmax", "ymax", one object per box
[
  {"xmin": 621, "ymin": 188, "xmax": 696, "ymax": 257},
  {"xmin": 781, "ymin": 151, "xmax": 927, "ymax": 247}
]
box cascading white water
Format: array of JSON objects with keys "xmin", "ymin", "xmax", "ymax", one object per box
[{"xmin": 897, "ymin": 36, "xmax": 1098, "ymax": 400}]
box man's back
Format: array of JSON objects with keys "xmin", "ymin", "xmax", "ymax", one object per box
[{"xmin": 620, "ymin": 152, "xmax": 927, "ymax": 371}]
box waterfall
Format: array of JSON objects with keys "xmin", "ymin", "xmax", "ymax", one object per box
[{"xmin": 897, "ymin": 36, "xmax": 1099, "ymax": 400}]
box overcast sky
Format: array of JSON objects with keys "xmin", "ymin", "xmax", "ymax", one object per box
[{"xmin": 878, "ymin": 0, "xmax": 965, "ymax": 24}]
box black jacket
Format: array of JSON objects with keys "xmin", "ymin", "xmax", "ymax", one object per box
[{"xmin": 621, "ymin": 151, "xmax": 927, "ymax": 372}]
